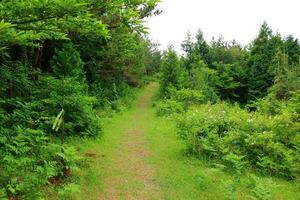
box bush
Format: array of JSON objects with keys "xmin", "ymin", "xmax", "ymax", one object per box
[
  {"xmin": 32, "ymin": 76, "xmax": 101, "ymax": 137},
  {"xmin": 31, "ymin": 43, "xmax": 102, "ymax": 137},
  {"xmin": 0, "ymin": 123, "xmax": 81, "ymax": 199},
  {"xmin": 155, "ymin": 99, "xmax": 184, "ymax": 117},
  {"xmin": 171, "ymin": 89, "xmax": 205, "ymax": 108},
  {"xmin": 0, "ymin": 43, "xmax": 100, "ymax": 198},
  {"xmin": 155, "ymin": 87, "xmax": 205, "ymax": 117},
  {"xmin": 189, "ymin": 66, "xmax": 219, "ymax": 102},
  {"xmin": 91, "ymin": 81, "xmax": 136, "ymax": 112},
  {"xmin": 177, "ymin": 103, "xmax": 300, "ymax": 179}
]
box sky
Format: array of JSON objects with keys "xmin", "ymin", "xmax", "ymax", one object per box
[{"xmin": 146, "ymin": 0, "xmax": 300, "ymax": 52}]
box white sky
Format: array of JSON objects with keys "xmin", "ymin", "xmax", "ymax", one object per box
[{"xmin": 146, "ymin": 0, "xmax": 300, "ymax": 52}]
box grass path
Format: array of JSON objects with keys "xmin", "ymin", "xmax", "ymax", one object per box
[
  {"xmin": 97, "ymin": 83, "xmax": 160, "ymax": 200},
  {"xmin": 74, "ymin": 83, "xmax": 161, "ymax": 200},
  {"xmin": 72, "ymin": 83, "xmax": 299, "ymax": 200}
]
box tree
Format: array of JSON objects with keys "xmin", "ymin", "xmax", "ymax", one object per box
[
  {"xmin": 194, "ymin": 29, "xmax": 210, "ymax": 65},
  {"xmin": 283, "ymin": 35, "xmax": 300, "ymax": 66},
  {"xmin": 181, "ymin": 31, "xmax": 195, "ymax": 72},
  {"xmin": 160, "ymin": 47, "xmax": 182, "ymax": 96},
  {"xmin": 246, "ymin": 22, "xmax": 281, "ymax": 100}
]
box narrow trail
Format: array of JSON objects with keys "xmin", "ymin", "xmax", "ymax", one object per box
[{"xmin": 98, "ymin": 83, "xmax": 161, "ymax": 200}]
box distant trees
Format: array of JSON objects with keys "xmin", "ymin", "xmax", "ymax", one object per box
[{"xmin": 163, "ymin": 22, "xmax": 300, "ymax": 104}]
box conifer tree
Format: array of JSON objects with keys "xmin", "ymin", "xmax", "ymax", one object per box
[
  {"xmin": 246, "ymin": 22, "xmax": 279, "ymax": 99},
  {"xmin": 194, "ymin": 29, "xmax": 210, "ymax": 65}
]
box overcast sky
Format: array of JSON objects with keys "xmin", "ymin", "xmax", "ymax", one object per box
[{"xmin": 146, "ymin": 0, "xmax": 300, "ymax": 52}]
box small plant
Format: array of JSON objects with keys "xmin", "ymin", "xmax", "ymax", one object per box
[
  {"xmin": 223, "ymin": 177, "xmax": 240, "ymax": 200},
  {"xmin": 193, "ymin": 173, "xmax": 208, "ymax": 189},
  {"xmin": 58, "ymin": 183, "xmax": 80, "ymax": 199},
  {"xmin": 155, "ymin": 100, "xmax": 184, "ymax": 116},
  {"xmin": 246, "ymin": 175, "xmax": 272, "ymax": 200}
]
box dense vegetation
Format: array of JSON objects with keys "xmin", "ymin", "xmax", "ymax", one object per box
[
  {"xmin": 0, "ymin": 0, "xmax": 161, "ymax": 199},
  {"xmin": 157, "ymin": 23, "xmax": 300, "ymax": 180},
  {"xmin": 1, "ymin": 0, "xmax": 299, "ymax": 199}
]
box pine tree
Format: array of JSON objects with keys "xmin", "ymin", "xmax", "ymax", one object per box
[
  {"xmin": 194, "ymin": 29, "xmax": 210, "ymax": 65},
  {"xmin": 246, "ymin": 22, "xmax": 280, "ymax": 100},
  {"xmin": 160, "ymin": 47, "xmax": 182, "ymax": 96},
  {"xmin": 283, "ymin": 35, "xmax": 300, "ymax": 66}
]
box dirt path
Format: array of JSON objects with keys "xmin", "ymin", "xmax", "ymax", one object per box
[{"xmin": 98, "ymin": 83, "xmax": 160, "ymax": 200}]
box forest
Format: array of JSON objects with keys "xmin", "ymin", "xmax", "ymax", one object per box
[{"xmin": 0, "ymin": 0, "xmax": 299, "ymax": 199}]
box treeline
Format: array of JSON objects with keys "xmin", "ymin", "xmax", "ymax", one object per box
[
  {"xmin": 160, "ymin": 22, "xmax": 300, "ymax": 104},
  {"xmin": 157, "ymin": 22, "xmax": 300, "ymax": 180},
  {"xmin": 0, "ymin": 0, "xmax": 161, "ymax": 199}
]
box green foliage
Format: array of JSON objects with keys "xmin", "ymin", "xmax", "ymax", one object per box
[
  {"xmin": 171, "ymin": 89, "xmax": 205, "ymax": 109},
  {"xmin": 155, "ymin": 87, "xmax": 206, "ymax": 117},
  {"xmin": 271, "ymin": 68, "xmax": 300, "ymax": 100},
  {"xmin": 194, "ymin": 29, "xmax": 211, "ymax": 65},
  {"xmin": 159, "ymin": 47, "xmax": 183, "ymax": 95},
  {"xmin": 176, "ymin": 103, "xmax": 300, "ymax": 179},
  {"xmin": 0, "ymin": 0, "xmax": 109, "ymax": 48},
  {"xmin": 51, "ymin": 43, "xmax": 85, "ymax": 80},
  {"xmin": 23, "ymin": 44, "xmax": 102, "ymax": 137},
  {"xmin": 34, "ymin": 75, "xmax": 101, "ymax": 137},
  {"xmin": 157, "ymin": 23, "xmax": 300, "ymax": 182},
  {"xmin": 188, "ymin": 61, "xmax": 218, "ymax": 102},
  {"xmin": 181, "ymin": 31, "xmax": 194, "ymax": 60},
  {"xmin": 172, "ymin": 22, "xmax": 299, "ymax": 104},
  {"xmin": 214, "ymin": 63, "xmax": 245, "ymax": 101},
  {"xmin": 246, "ymin": 175, "xmax": 273, "ymax": 200},
  {"xmin": 283, "ymin": 35, "xmax": 300, "ymax": 66},
  {"xmin": 246, "ymin": 22, "xmax": 281, "ymax": 100},
  {"xmin": 0, "ymin": 61, "xmax": 32, "ymax": 100},
  {"xmin": 2, "ymin": 0, "xmax": 300, "ymax": 197},
  {"xmin": 209, "ymin": 37, "xmax": 244, "ymax": 65},
  {"xmin": 57, "ymin": 183, "xmax": 80, "ymax": 199},
  {"xmin": 0, "ymin": 0, "xmax": 161, "ymax": 198},
  {"xmin": 159, "ymin": 47, "xmax": 218, "ymax": 103},
  {"xmin": 155, "ymin": 99, "xmax": 184, "ymax": 117},
  {"xmin": 0, "ymin": 122, "xmax": 81, "ymax": 199},
  {"xmin": 255, "ymin": 59, "xmax": 300, "ymax": 115},
  {"xmin": 91, "ymin": 80, "xmax": 137, "ymax": 113}
]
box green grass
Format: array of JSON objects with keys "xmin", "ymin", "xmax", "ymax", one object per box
[{"xmin": 45, "ymin": 83, "xmax": 300, "ymax": 200}]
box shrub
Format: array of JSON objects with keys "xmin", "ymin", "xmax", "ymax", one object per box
[
  {"xmin": 0, "ymin": 43, "xmax": 100, "ymax": 198},
  {"xmin": 91, "ymin": 81, "xmax": 136, "ymax": 112},
  {"xmin": 159, "ymin": 47, "xmax": 187, "ymax": 97},
  {"xmin": 171, "ymin": 88, "xmax": 205, "ymax": 108},
  {"xmin": 177, "ymin": 103, "xmax": 300, "ymax": 179},
  {"xmin": 155, "ymin": 99, "xmax": 184, "ymax": 117},
  {"xmin": 0, "ymin": 124, "xmax": 81, "ymax": 199},
  {"xmin": 155, "ymin": 88, "xmax": 205, "ymax": 117},
  {"xmin": 32, "ymin": 76, "xmax": 101, "ymax": 137},
  {"xmin": 28, "ymin": 43, "xmax": 102, "ymax": 137}
]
